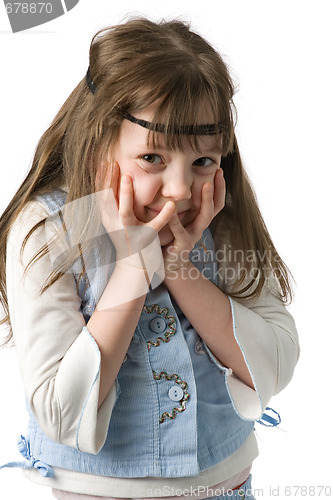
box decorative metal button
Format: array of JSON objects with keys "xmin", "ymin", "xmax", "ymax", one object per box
[
  {"xmin": 152, "ymin": 371, "xmax": 190, "ymax": 423},
  {"xmin": 149, "ymin": 317, "xmax": 167, "ymax": 334},
  {"xmin": 143, "ymin": 305, "xmax": 177, "ymax": 351},
  {"xmin": 168, "ymin": 386, "xmax": 184, "ymax": 402}
]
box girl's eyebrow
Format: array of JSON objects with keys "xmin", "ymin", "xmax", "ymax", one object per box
[
  {"xmin": 199, "ymin": 146, "xmax": 223, "ymax": 156},
  {"xmin": 135, "ymin": 142, "xmax": 223, "ymax": 156}
]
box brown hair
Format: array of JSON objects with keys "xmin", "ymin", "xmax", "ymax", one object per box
[{"xmin": 0, "ymin": 17, "xmax": 292, "ymax": 346}]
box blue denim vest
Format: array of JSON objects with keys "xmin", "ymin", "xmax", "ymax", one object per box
[{"xmin": 4, "ymin": 189, "xmax": 255, "ymax": 479}]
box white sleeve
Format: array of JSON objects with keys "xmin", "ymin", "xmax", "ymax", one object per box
[
  {"xmin": 203, "ymin": 279, "xmax": 300, "ymax": 421},
  {"xmin": 6, "ymin": 201, "xmax": 118, "ymax": 454}
]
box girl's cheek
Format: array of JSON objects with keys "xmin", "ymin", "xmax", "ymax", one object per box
[
  {"xmin": 132, "ymin": 178, "xmax": 157, "ymax": 219},
  {"xmin": 137, "ymin": 174, "xmax": 161, "ymax": 201}
]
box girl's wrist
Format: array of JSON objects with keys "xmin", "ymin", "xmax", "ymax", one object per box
[
  {"xmin": 163, "ymin": 259, "xmax": 191, "ymax": 280},
  {"xmin": 116, "ymin": 252, "xmax": 145, "ymax": 269},
  {"xmin": 163, "ymin": 244, "xmax": 191, "ymax": 275},
  {"xmin": 116, "ymin": 235, "xmax": 163, "ymax": 271}
]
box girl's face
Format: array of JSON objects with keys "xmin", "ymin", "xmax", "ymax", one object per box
[{"xmin": 113, "ymin": 105, "xmax": 223, "ymax": 246}]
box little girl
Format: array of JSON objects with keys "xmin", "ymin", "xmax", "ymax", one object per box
[{"xmin": 0, "ymin": 17, "xmax": 299, "ymax": 500}]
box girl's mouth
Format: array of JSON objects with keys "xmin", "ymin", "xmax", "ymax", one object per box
[{"xmin": 147, "ymin": 207, "xmax": 188, "ymax": 219}]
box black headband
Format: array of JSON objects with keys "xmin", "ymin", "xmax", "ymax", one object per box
[
  {"xmin": 121, "ymin": 113, "xmax": 223, "ymax": 136},
  {"xmin": 85, "ymin": 67, "xmax": 223, "ymax": 135},
  {"xmin": 86, "ymin": 66, "xmax": 97, "ymax": 94}
]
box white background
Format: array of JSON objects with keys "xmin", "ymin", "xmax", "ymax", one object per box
[{"xmin": 0, "ymin": 1, "xmax": 332, "ymax": 499}]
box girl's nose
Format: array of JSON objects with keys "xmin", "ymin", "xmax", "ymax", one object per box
[{"xmin": 161, "ymin": 169, "xmax": 192, "ymax": 201}]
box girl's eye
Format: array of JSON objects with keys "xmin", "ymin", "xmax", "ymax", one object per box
[
  {"xmin": 141, "ymin": 154, "xmax": 163, "ymax": 165},
  {"xmin": 193, "ymin": 157, "xmax": 215, "ymax": 167}
]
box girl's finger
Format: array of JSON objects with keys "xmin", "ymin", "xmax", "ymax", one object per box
[
  {"xmin": 183, "ymin": 182, "xmax": 215, "ymax": 241},
  {"xmin": 107, "ymin": 162, "xmax": 120, "ymax": 206},
  {"xmin": 98, "ymin": 181, "xmax": 121, "ymax": 235},
  {"xmin": 98, "ymin": 163, "xmax": 120, "ymax": 216},
  {"xmin": 193, "ymin": 169, "xmax": 225, "ymax": 230},
  {"xmin": 118, "ymin": 175, "xmax": 136, "ymax": 223},
  {"xmin": 148, "ymin": 201, "xmax": 176, "ymax": 233},
  {"xmin": 168, "ymin": 215, "xmax": 193, "ymax": 246},
  {"xmin": 168, "ymin": 210, "xmax": 187, "ymax": 235},
  {"xmin": 213, "ymin": 168, "xmax": 226, "ymax": 213},
  {"xmin": 191, "ymin": 182, "xmax": 215, "ymax": 229}
]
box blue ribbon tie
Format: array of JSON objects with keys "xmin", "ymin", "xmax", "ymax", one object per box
[
  {"xmin": 0, "ymin": 435, "xmax": 54, "ymax": 478},
  {"xmin": 257, "ymin": 407, "xmax": 281, "ymax": 427}
]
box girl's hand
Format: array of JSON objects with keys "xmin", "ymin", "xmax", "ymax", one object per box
[
  {"xmin": 163, "ymin": 168, "xmax": 226, "ymax": 273},
  {"xmin": 96, "ymin": 162, "xmax": 175, "ymax": 271}
]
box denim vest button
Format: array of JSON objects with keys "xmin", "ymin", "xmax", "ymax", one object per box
[
  {"xmin": 195, "ymin": 339, "xmax": 206, "ymax": 355},
  {"xmin": 150, "ymin": 317, "xmax": 167, "ymax": 333},
  {"xmin": 168, "ymin": 386, "xmax": 184, "ymax": 401}
]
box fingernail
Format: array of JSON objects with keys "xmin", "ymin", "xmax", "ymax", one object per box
[
  {"xmin": 122, "ymin": 176, "xmax": 131, "ymax": 184},
  {"xmin": 164, "ymin": 201, "xmax": 175, "ymax": 211}
]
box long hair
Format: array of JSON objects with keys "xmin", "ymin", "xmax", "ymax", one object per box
[{"xmin": 0, "ymin": 17, "xmax": 292, "ymax": 346}]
